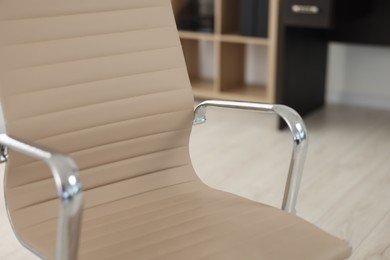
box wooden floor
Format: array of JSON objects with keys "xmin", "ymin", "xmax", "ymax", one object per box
[{"xmin": 1, "ymin": 104, "xmax": 390, "ymax": 259}]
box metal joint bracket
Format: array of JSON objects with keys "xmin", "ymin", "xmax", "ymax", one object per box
[
  {"xmin": 0, "ymin": 144, "xmax": 8, "ymax": 162},
  {"xmin": 193, "ymin": 100, "xmax": 308, "ymax": 214}
]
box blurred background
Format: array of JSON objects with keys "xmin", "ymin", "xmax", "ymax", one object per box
[{"xmin": 171, "ymin": 1, "xmax": 390, "ymax": 259}]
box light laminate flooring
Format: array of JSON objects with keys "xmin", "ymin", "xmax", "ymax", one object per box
[{"xmin": 1, "ymin": 104, "xmax": 390, "ymax": 259}]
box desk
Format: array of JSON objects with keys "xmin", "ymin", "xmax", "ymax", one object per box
[{"xmin": 277, "ymin": 0, "xmax": 390, "ymax": 126}]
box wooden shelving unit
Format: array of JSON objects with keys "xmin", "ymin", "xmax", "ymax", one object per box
[{"xmin": 171, "ymin": 0, "xmax": 279, "ymax": 103}]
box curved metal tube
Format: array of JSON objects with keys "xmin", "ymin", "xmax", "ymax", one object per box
[
  {"xmin": 0, "ymin": 134, "xmax": 83, "ymax": 260},
  {"xmin": 193, "ymin": 100, "xmax": 308, "ymax": 214}
]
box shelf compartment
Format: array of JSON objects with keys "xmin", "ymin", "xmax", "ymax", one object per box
[
  {"xmin": 220, "ymin": 0, "xmax": 239, "ymax": 34},
  {"xmin": 173, "ymin": 0, "xmax": 277, "ymax": 104},
  {"xmin": 219, "ymin": 41, "xmax": 269, "ymax": 102},
  {"xmin": 172, "ymin": 0, "xmax": 215, "ymax": 33},
  {"xmin": 220, "ymin": 0, "xmax": 269, "ymax": 38},
  {"xmin": 181, "ymin": 38, "xmax": 217, "ymax": 94}
]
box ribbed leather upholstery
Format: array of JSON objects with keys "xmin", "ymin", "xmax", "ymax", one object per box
[{"xmin": 0, "ymin": 0, "xmax": 351, "ymax": 259}]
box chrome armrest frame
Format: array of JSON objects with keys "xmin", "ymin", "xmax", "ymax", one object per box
[
  {"xmin": 193, "ymin": 100, "xmax": 308, "ymax": 214},
  {"xmin": 0, "ymin": 134, "xmax": 83, "ymax": 260}
]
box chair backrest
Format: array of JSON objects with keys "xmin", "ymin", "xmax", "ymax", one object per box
[{"xmin": 0, "ymin": 0, "xmax": 195, "ymax": 255}]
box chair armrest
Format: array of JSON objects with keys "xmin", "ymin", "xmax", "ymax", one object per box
[
  {"xmin": 0, "ymin": 134, "xmax": 83, "ymax": 260},
  {"xmin": 193, "ymin": 100, "xmax": 308, "ymax": 214}
]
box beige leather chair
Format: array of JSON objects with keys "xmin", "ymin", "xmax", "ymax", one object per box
[{"xmin": 0, "ymin": 0, "xmax": 351, "ymax": 259}]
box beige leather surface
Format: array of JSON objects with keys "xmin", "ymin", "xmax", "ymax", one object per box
[{"xmin": 0, "ymin": 0, "xmax": 351, "ymax": 259}]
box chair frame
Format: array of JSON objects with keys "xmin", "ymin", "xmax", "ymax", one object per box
[
  {"xmin": 0, "ymin": 99, "xmax": 83, "ymax": 260},
  {"xmin": 0, "ymin": 100, "xmax": 307, "ymax": 260}
]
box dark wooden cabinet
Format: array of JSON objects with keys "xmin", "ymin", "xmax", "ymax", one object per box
[{"xmin": 282, "ymin": 0, "xmax": 335, "ymax": 28}]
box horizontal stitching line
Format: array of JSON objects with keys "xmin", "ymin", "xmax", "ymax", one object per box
[
  {"xmin": 83, "ymin": 161, "xmax": 190, "ymax": 191},
  {"xmin": 10, "ymin": 144, "xmax": 189, "ymax": 191},
  {"xmin": 83, "ymin": 139, "xmax": 189, "ymax": 172},
  {"xmin": 80, "ymin": 196, "xmax": 242, "ymax": 254},
  {"xmin": 82, "ymin": 191, "xmax": 202, "ymax": 229},
  {"xmin": 2, "ymin": 24, "xmax": 176, "ymax": 47},
  {"xmin": 148, "ymin": 211, "xmax": 283, "ymax": 259},
  {"xmin": 7, "ymin": 26, "xmax": 174, "ymax": 48},
  {"xmin": 8, "ymin": 108, "xmax": 192, "ymax": 168},
  {"xmin": 19, "ymin": 179, "xmax": 198, "ymax": 230},
  {"xmin": 1, "ymin": 5, "xmax": 169, "ymax": 22},
  {"xmin": 9, "ymin": 130, "xmax": 191, "ymax": 188},
  {"xmin": 4, "ymin": 27, "xmax": 177, "ymax": 70},
  {"xmin": 80, "ymin": 192, "xmax": 227, "ymax": 241},
  {"xmin": 12, "ymin": 164, "xmax": 192, "ymax": 212},
  {"xmin": 11, "ymin": 127, "xmax": 191, "ymax": 173},
  {"xmin": 8, "ymin": 90, "xmax": 191, "ymax": 142},
  {"xmin": 19, "ymin": 180, "xmax": 201, "ymax": 229},
  {"xmin": 6, "ymin": 45, "xmax": 180, "ymax": 73},
  {"xmin": 12, "ymin": 86, "xmax": 186, "ymax": 121},
  {"xmin": 81, "ymin": 180, "xmax": 199, "ymax": 217},
  {"xmin": 9, "ymin": 109, "xmax": 191, "ymax": 168},
  {"xmin": 8, "ymin": 66, "xmax": 184, "ymax": 97}
]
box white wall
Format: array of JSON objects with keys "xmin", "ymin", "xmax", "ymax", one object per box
[{"xmin": 327, "ymin": 43, "xmax": 390, "ymax": 110}]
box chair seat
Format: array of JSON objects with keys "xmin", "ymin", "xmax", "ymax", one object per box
[{"xmin": 21, "ymin": 180, "xmax": 351, "ymax": 260}]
